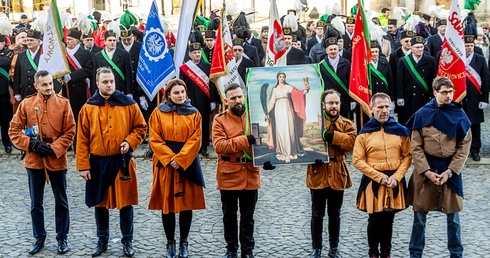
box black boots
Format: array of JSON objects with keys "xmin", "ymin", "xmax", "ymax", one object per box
[
  {"xmin": 310, "ymin": 249, "xmax": 321, "ymax": 258},
  {"xmin": 179, "ymin": 239, "xmax": 189, "ymax": 258},
  {"xmin": 166, "ymin": 240, "xmax": 176, "ymax": 258}
]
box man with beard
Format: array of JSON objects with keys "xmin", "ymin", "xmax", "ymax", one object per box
[
  {"xmin": 9, "ymin": 70, "xmax": 76, "ymax": 255},
  {"xmin": 212, "ymin": 83, "xmax": 262, "ymax": 258},
  {"xmin": 306, "ymin": 89, "xmax": 356, "ymax": 258},
  {"xmin": 406, "ymin": 76, "xmax": 471, "ymax": 258}
]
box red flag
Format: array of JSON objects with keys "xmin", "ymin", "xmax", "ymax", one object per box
[
  {"xmin": 437, "ymin": 0, "xmax": 466, "ymax": 102},
  {"xmin": 265, "ymin": 0, "xmax": 287, "ymax": 66},
  {"xmin": 210, "ymin": 17, "xmax": 226, "ymax": 77},
  {"xmin": 349, "ymin": 1, "xmax": 372, "ymax": 117}
]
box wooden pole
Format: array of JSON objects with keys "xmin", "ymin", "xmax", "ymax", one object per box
[{"xmin": 34, "ymin": 105, "xmax": 49, "ymax": 184}]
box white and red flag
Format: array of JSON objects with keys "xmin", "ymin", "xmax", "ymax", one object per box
[
  {"xmin": 265, "ymin": 0, "xmax": 287, "ymax": 67},
  {"xmin": 437, "ymin": 0, "xmax": 466, "ymax": 102}
]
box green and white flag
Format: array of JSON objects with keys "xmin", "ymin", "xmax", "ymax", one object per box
[{"xmin": 38, "ymin": 0, "xmax": 70, "ymax": 78}]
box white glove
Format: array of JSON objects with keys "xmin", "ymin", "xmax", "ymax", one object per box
[
  {"xmin": 14, "ymin": 94, "xmax": 22, "ymax": 102},
  {"xmin": 126, "ymin": 93, "xmax": 133, "ymax": 99},
  {"xmin": 210, "ymin": 102, "xmax": 216, "ymax": 110},
  {"xmin": 350, "ymin": 102, "xmax": 356, "ymax": 110},
  {"xmin": 63, "ymin": 74, "xmax": 71, "ymax": 82},
  {"xmin": 478, "ymin": 102, "xmax": 488, "ymax": 109},
  {"xmin": 396, "ymin": 98, "xmax": 405, "ymax": 106},
  {"xmin": 139, "ymin": 96, "xmax": 148, "ymax": 110},
  {"xmin": 390, "ymin": 101, "xmax": 395, "ymax": 110}
]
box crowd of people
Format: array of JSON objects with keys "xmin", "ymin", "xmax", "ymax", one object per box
[{"xmin": 0, "ymin": 3, "xmax": 482, "ymax": 258}]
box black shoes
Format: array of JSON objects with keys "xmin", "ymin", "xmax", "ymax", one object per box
[
  {"xmin": 200, "ymin": 146, "xmax": 209, "ymax": 156},
  {"xmin": 471, "ymin": 152, "xmax": 481, "ymax": 161},
  {"xmin": 242, "ymin": 252, "xmax": 254, "ymax": 258},
  {"xmin": 57, "ymin": 239, "xmax": 69, "ymax": 254},
  {"xmin": 91, "ymin": 242, "xmax": 108, "ymax": 257},
  {"xmin": 222, "ymin": 250, "xmax": 238, "ymax": 258},
  {"xmin": 310, "ymin": 249, "xmax": 321, "ymax": 258},
  {"xmin": 123, "ymin": 242, "xmax": 135, "ymax": 257},
  {"xmin": 328, "ymin": 247, "xmax": 342, "ymax": 258},
  {"xmin": 28, "ymin": 239, "xmax": 44, "ymax": 255},
  {"xmin": 166, "ymin": 240, "xmax": 176, "ymax": 258},
  {"xmin": 179, "ymin": 239, "xmax": 189, "ymax": 258},
  {"xmin": 4, "ymin": 145, "xmax": 12, "ymax": 153}
]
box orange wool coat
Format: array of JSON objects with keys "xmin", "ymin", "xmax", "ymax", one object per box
[
  {"xmin": 212, "ymin": 110, "xmax": 260, "ymax": 191},
  {"xmin": 147, "ymin": 108, "xmax": 205, "ymax": 214},
  {"xmin": 76, "ymin": 100, "xmax": 147, "ymax": 209},
  {"xmin": 9, "ymin": 92, "xmax": 76, "ymax": 171}
]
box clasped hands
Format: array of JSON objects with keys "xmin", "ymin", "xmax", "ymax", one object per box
[
  {"xmin": 424, "ymin": 169, "xmax": 450, "ymax": 185},
  {"xmin": 380, "ymin": 175, "xmax": 398, "ymax": 188}
]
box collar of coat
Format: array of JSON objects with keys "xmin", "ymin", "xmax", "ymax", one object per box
[{"xmin": 86, "ymin": 90, "xmax": 136, "ymax": 106}]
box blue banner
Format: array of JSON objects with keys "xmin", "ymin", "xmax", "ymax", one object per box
[{"xmin": 136, "ymin": 0, "xmax": 175, "ymax": 101}]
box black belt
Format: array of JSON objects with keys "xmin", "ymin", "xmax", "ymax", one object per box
[
  {"xmin": 221, "ymin": 155, "xmax": 252, "ymax": 163},
  {"xmin": 329, "ymin": 156, "xmax": 344, "ymax": 162},
  {"xmin": 42, "ymin": 137, "xmax": 53, "ymax": 143}
]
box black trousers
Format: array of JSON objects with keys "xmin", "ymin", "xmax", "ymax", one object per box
[
  {"xmin": 310, "ymin": 187, "xmax": 344, "ymax": 249},
  {"xmin": 161, "ymin": 210, "xmax": 193, "ymax": 241},
  {"xmin": 367, "ymin": 211, "xmax": 396, "ymax": 256},
  {"xmin": 27, "ymin": 168, "xmax": 69, "ymax": 241},
  {"xmin": 220, "ymin": 190, "xmax": 258, "ymax": 254},
  {"xmin": 95, "ymin": 206, "xmax": 134, "ymax": 244},
  {"xmin": 0, "ymin": 93, "xmax": 13, "ymax": 146},
  {"xmin": 470, "ymin": 123, "xmax": 481, "ymax": 155}
]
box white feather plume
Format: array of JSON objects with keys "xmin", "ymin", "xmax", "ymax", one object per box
[
  {"xmin": 428, "ymin": 5, "xmax": 445, "ymax": 17},
  {"xmin": 403, "ymin": 14, "xmax": 422, "ymax": 32},
  {"xmin": 106, "ymin": 21, "xmax": 120, "ymax": 38},
  {"xmin": 294, "ymin": 0, "xmax": 304, "ymax": 12},
  {"xmin": 394, "ymin": 6, "xmax": 406, "ymax": 20},
  {"xmin": 369, "ymin": 22, "xmax": 387, "ymax": 43},
  {"xmin": 324, "ymin": 5, "xmax": 332, "ymax": 15},
  {"xmin": 333, "ymin": 3, "xmax": 341, "ymax": 15},
  {"xmin": 283, "ymin": 13, "xmax": 298, "ymax": 32},
  {"xmin": 331, "ymin": 16, "xmax": 345, "ymax": 35},
  {"xmin": 59, "ymin": 11, "xmax": 73, "ymax": 28},
  {"xmin": 73, "ymin": 13, "xmax": 93, "ymax": 36},
  {"xmin": 437, "ymin": 9, "xmax": 449, "ymax": 20},
  {"xmin": 159, "ymin": 15, "xmax": 172, "ymax": 33},
  {"xmin": 0, "ymin": 17, "xmax": 12, "ymax": 36},
  {"xmin": 32, "ymin": 15, "xmax": 46, "ymax": 34}
]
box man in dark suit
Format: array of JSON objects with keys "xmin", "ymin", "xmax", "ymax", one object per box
[
  {"xmin": 0, "ymin": 30, "xmax": 14, "ymax": 153},
  {"xmin": 306, "ymin": 20, "xmax": 325, "ymax": 55},
  {"xmin": 396, "ymin": 36, "xmax": 437, "ymax": 125},
  {"xmin": 13, "ymin": 29, "xmax": 42, "ymax": 100},
  {"xmin": 244, "ymin": 28, "xmax": 265, "ymax": 66},
  {"xmin": 179, "ymin": 43, "xmax": 220, "ymax": 156},
  {"xmin": 92, "ymin": 28, "xmax": 133, "ymax": 96},
  {"xmin": 235, "ymin": 27, "xmax": 260, "ymax": 67},
  {"xmin": 389, "ymin": 30, "xmax": 413, "ymax": 82},
  {"xmin": 232, "ymin": 38, "xmax": 254, "ymax": 83},
  {"xmin": 343, "ymin": 17, "xmax": 356, "ymax": 51},
  {"xmin": 462, "ymin": 35, "xmax": 490, "ymax": 161},
  {"xmin": 81, "ymin": 33, "xmax": 103, "ymax": 54},
  {"xmin": 282, "ymin": 27, "xmax": 306, "ymax": 65},
  {"xmin": 426, "ymin": 19, "xmax": 447, "ymax": 58},
  {"xmin": 319, "ymin": 37, "xmax": 352, "ymax": 119},
  {"xmin": 337, "ymin": 38, "xmax": 352, "ymax": 63},
  {"xmin": 63, "ymin": 28, "xmax": 94, "ymax": 128},
  {"xmin": 385, "ymin": 19, "xmax": 399, "ymax": 52},
  {"xmin": 370, "ymin": 40, "xmax": 394, "ymax": 99},
  {"xmin": 202, "ymin": 30, "xmax": 216, "ymax": 64}
]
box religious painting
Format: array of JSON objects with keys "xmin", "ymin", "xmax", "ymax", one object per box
[{"xmin": 246, "ymin": 64, "xmax": 329, "ymax": 167}]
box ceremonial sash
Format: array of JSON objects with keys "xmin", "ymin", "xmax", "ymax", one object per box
[
  {"xmin": 321, "ymin": 60, "xmax": 348, "ymax": 94},
  {"xmin": 0, "ymin": 67, "xmax": 9, "ymax": 81},
  {"xmin": 26, "ymin": 50, "xmax": 38, "ymax": 72},
  {"xmin": 465, "ymin": 65, "xmax": 481, "ymax": 94},
  {"xmin": 101, "ymin": 50, "xmax": 125, "ymax": 81},
  {"xmin": 181, "ymin": 60, "xmax": 211, "ymax": 98},
  {"xmin": 368, "ymin": 63, "xmax": 389, "ymax": 92},
  {"xmin": 201, "ymin": 49, "xmax": 209, "ymax": 63},
  {"xmin": 404, "ymin": 55, "xmax": 429, "ymax": 93},
  {"xmin": 66, "ymin": 52, "xmax": 91, "ymax": 98}
]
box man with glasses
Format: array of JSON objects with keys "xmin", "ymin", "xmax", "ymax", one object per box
[
  {"xmin": 406, "ymin": 76, "xmax": 471, "ymax": 258},
  {"xmin": 395, "ymin": 36, "xmax": 437, "ymax": 125},
  {"xmin": 306, "ymin": 89, "xmax": 356, "ymax": 258},
  {"xmin": 388, "ymin": 30, "xmax": 413, "ymax": 83},
  {"xmin": 461, "ymin": 35, "xmax": 490, "ymax": 161}
]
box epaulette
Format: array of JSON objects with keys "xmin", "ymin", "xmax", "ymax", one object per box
[{"xmin": 55, "ymin": 93, "xmax": 69, "ymax": 100}]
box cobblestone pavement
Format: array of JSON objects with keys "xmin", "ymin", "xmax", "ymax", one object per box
[
  {"xmin": 0, "ymin": 150, "xmax": 489, "ymax": 258},
  {"xmin": 2, "ymin": 110, "xmax": 490, "ymax": 258}
]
